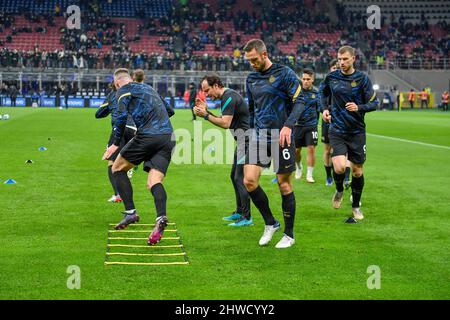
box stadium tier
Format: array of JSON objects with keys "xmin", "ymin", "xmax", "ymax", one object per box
[{"xmin": 0, "ymin": 0, "xmax": 447, "ymax": 71}]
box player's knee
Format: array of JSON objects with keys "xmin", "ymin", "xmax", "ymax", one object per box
[
  {"xmin": 333, "ymin": 165, "xmax": 346, "ymax": 174},
  {"xmin": 278, "ymin": 180, "xmax": 292, "ymax": 195},
  {"xmin": 243, "ymin": 177, "xmax": 257, "ymax": 192},
  {"xmin": 352, "ymin": 166, "xmax": 363, "ymax": 177}
]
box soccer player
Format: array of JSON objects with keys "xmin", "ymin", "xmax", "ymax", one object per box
[
  {"xmin": 243, "ymin": 39, "xmax": 306, "ymax": 248},
  {"xmin": 95, "ymin": 81, "xmax": 136, "ymax": 203},
  {"xmin": 294, "ymin": 68, "xmax": 319, "ymax": 183},
  {"xmin": 194, "ymin": 74, "xmax": 252, "ymax": 227},
  {"xmin": 103, "ymin": 68, "xmax": 175, "ymax": 245},
  {"xmin": 320, "ymin": 46, "xmax": 378, "ymax": 221},
  {"xmin": 131, "ymin": 69, "xmax": 146, "ymax": 83},
  {"xmin": 319, "ymin": 59, "xmax": 338, "ymax": 186}
]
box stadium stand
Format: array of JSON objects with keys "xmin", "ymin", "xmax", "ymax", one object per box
[{"xmin": 0, "ymin": 0, "xmax": 447, "ymax": 72}]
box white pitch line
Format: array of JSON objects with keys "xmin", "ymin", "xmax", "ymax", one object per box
[{"xmin": 367, "ymin": 133, "xmax": 450, "ymax": 150}]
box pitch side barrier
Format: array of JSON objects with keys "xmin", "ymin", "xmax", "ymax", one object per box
[{"xmin": 0, "ymin": 95, "xmax": 250, "ymax": 109}]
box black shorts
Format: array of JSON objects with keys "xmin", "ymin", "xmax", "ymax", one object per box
[
  {"xmin": 120, "ymin": 134, "xmax": 175, "ymax": 175},
  {"xmin": 329, "ymin": 129, "xmax": 366, "ymax": 164},
  {"xmin": 321, "ymin": 121, "xmax": 330, "ymax": 144},
  {"xmin": 107, "ymin": 127, "xmax": 136, "ymax": 161},
  {"xmin": 241, "ymin": 137, "xmax": 296, "ymax": 174},
  {"xmin": 294, "ymin": 125, "xmax": 318, "ymax": 147}
]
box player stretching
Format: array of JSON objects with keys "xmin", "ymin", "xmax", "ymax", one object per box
[
  {"xmin": 294, "ymin": 68, "xmax": 319, "ymax": 183},
  {"xmin": 194, "ymin": 74, "xmax": 252, "ymax": 227},
  {"xmin": 243, "ymin": 39, "xmax": 306, "ymax": 248},
  {"xmin": 320, "ymin": 46, "xmax": 378, "ymax": 220},
  {"xmin": 103, "ymin": 68, "xmax": 175, "ymax": 245}
]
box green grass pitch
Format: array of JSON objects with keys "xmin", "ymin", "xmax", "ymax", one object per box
[{"xmin": 0, "ymin": 107, "xmax": 449, "ymax": 299}]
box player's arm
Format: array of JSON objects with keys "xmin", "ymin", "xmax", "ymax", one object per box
[
  {"xmin": 283, "ymin": 72, "xmax": 306, "ymax": 129},
  {"xmin": 246, "ymin": 79, "xmax": 255, "ymax": 128},
  {"xmin": 206, "ymin": 113, "xmax": 233, "ymax": 129},
  {"xmin": 160, "ymin": 93, "xmax": 175, "ymax": 118},
  {"xmin": 102, "ymin": 90, "xmax": 130, "ymax": 160},
  {"xmin": 95, "ymin": 94, "xmax": 112, "ymax": 118},
  {"xmin": 194, "ymin": 98, "xmax": 233, "ymax": 129},
  {"xmin": 358, "ymin": 75, "xmax": 378, "ymax": 112},
  {"xmin": 318, "ymin": 76, "xmax": 332, "ymax": 122},
  {"xmin": 112, "ymin": 90, "xmax": 132, "ymax": 145}
]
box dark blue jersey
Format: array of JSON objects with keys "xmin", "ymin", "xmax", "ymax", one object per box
[
  {"xmin": 95, "ymin": 90, "xmax": 135, "ymax": 129},
  {"xmin": 246, "ymin": 63, "xmax": 306, "ymax": 141},
  {"xmin": 295, "ymin": 87, "xmax": 319, "ymax": 128},
  {"xmin": 319, "ymin": 70, "xmax": 378, "ymax": 134},
  {"xmin": 114, "ymin": 82, "xmax": 173, "ymax": 145}
]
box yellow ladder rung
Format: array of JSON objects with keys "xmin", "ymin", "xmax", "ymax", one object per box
[
  {"xmin": 108, "ymin": 230, "xmax": 177, "ymax": 233},
  {"xmin": 106, "ymin": 252, "xmax": 186, "ymax": 257},
  {"xmin": 107, "ymin": 244, "xmax": 183, "ymax": 248},
  {"xmin": 108, "ymin": 223, "xmax": 176, "ymax": 227},
  {"xmin": 108, "ymin": 237, "xmax": 180, "ymax": 240},
  {"xmin": 105, "ymin": 261, "xmax": 189, "ymax": 266}
]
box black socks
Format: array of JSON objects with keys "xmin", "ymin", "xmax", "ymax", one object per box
[
  {"xmin": 333, "ymin": 170, "xmax": 345, "ymax": 192},
  {"xmin": 151, "ymin": 183, "xmax": 167, "ymax": 218},
  {"xmin": 351, "ymin": 175, "xmax": 364, "ymax": 208},
  {"xmin": 344, "ymin": 166, "xmax": 351, "ymax": 181},
  {"xmin": 249, "ymin": 186, "xmax": 275, "ymax": 225},
  {"xmin": 113, "ymin": 171, "xmax": 135, "ymax": 211},
  {"xmin": 282, "ymin": 192, "xmax": 296, "ymax": 238},
  {"xmin": 325, "ymin": 165, "xmax": 332, "ymax": 179},
  {"xmin": 108, "ymin": 165, "xmax": 118, "ymax": 196}
]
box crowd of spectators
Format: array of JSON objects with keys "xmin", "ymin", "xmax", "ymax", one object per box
[{"xmin": 0, "ymin": 0, "xmax": 448, "ymax": 72}]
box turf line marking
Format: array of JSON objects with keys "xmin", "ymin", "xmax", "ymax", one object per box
[
  {"xmin": 367, "ymin": 133, "xmax": 450, "ymax": 150},
  {"xmin": 105, "ymin": 261, "xmax": 189, "ymax": 266},
  {"xmin": 106, "ymin": 252, "xmax": 186, "ymax": 257},
  {"xmin": 108, "ymin": 237, "xmax": 180, "ymax": 240},
  {"xmin": 107, "ymin": 244, "xmax": 183, "ymax": 248}
]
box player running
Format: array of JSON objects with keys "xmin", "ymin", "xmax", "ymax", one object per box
[
  {"xmin": 294, "ymin": 68, "xmax": 319, "ymax": 183},
  {"xmin": 320, "ymin": 46, "xmax": 378, "ymax": 221}
]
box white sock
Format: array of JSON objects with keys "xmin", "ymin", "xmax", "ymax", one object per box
[
  {"xmin": 307, "ymin": 166, "xmax": 314, "ymax": 177},
  {"xmin": 296, "ymin": 162, "xmax": 302, "ymax": 170}
]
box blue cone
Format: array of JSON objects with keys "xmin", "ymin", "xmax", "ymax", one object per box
[
  {"xmin": 4, "ymin": 179, "xmax": 17, "ymax": 184},
  {"xmin": 39, "ymin": 147, "xmax": 47, "ymax": 151}
]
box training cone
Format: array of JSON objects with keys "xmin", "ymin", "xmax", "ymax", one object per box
[
  {"xmin": 39, "ymin": 147, "xmax": 47, "ymax": 151},
  {"xmin": 4, "ymin": 179, "xmax": 17, "ymax": 184},
  {"xmin": 344, "ymin": 217, "xmax": 357, "ymax": 224},
  {"xmin": 25, "ymin": 160, "xmax": 34, "ymax": 164}
]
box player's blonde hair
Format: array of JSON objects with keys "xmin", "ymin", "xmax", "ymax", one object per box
[
  {"xmin": 114, "ymin": 68, "xmax": 131, "ymax": 80},
  {"xmin": 338, "ymin": 46, "xmax": 356, "ymax": 56}
]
